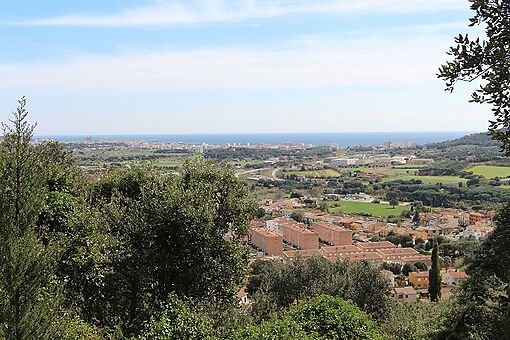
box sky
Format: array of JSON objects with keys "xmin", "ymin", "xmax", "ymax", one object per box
[{"xmin": 0, "ymin": 0, "xmax": 491, "ymax": 135}]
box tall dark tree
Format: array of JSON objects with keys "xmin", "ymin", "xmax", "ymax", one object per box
[
  {"xmin": 428, "ymin": 242, "xmax": 442, "ymax": 303},
  {"xmin": 412, "ymin": 210, "xmax": 420, "ymax": 225},
  {"xmin": 0, "ymin": 98, "xmax": 61, "ymax": 339},
  {"xmin": 438, "ymin": 0, "xmax": 510, "ymax": 153}
]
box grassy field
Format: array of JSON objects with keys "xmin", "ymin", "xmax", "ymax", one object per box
[
  {"xmin": 287, "ymin": 169, "xmax": 342, "ymax": 177},
  {"xmin": 398, "ymin": 175, "xmax": 467, "ymax": 185},
  {"xmin": 326, "ymin": 201, "xmax": 407, "ymax": 217},
  {"xmin": 466, "ymin": 165, "xmax": 510, "ymax": 179}
]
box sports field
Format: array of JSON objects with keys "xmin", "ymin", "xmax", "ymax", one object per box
[
  {"xmin": 327, "ymin": 201, "xmax": 406, "ymax": 217},
  {"xmin": 466, "ymin": 165, "xmax": 510, "ymax": 179}
]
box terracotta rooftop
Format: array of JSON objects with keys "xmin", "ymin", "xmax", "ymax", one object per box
[
  {"xmin": 357, "ymin": 241, "xmax": 396, "ymax": 250},
  {"xmin": 446, "ymin": 271, "xmax": 469, "ymax": 279},
  {"xmin": 377, "ymin": 248, "xmax": 419, "ymax": 256},
  {"xmin": 251, "ymin": 227, "xmax": 281, "ymax": 238}
]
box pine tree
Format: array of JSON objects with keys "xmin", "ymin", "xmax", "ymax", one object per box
[
  {"xmin": 428, "ymin": 242, "xmax": 441, "ymax": 302},
  {"xmin": 0, "ymin": 97, "xmax": 60, "ymax": 339}
]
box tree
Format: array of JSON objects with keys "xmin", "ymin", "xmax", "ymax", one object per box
[
  {"xmin": 437, "ymin": 204, "xmax": 510, "ymax": 338},
  {"xmin": 288, "ymin": 295, "xmax": 382, "ymax": 340},
  {"xmin": 382, "ymin": 301, "xmax": 451, "ymax": 340},
  {"xmin": 71, "ymin": 160, "xmax": 257, "ymax": 335},
  {"xmin": 402, "ymin": 264, "xmax": 417, "ymax": 277},
  {"xmin": 428, "ymin": 242, "xmax": 442, "ymax": 302},
  {"xmin": 140, "ymin": 293, "xmax": 215, "ymax": 340},
  {"xmin": 251, "ymin": 257, "xmax": 391, "ymax": 322},
  {"xmin": 412, "ymin": 210, "xmax": 420, "ymax": 225},
  {"xmin": 230, "ymin": 296, "xmax": 382, "ymax": 340},
  {"xmin": 0, "ymin": 98, "xmax": 62, "ymax": 339},
  {"xmin": 438, "ymin": 0, "xmax": 510, "ymax": 154},
  {"xmin": 414, "ymin": 261, "xmax": 428, "ymax": 272},
  {"xmin": 389, "ymin": 198, "xmax": 398, "ymax": 208}
]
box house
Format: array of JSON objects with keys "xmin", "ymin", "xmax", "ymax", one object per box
[
  {"xmin": 443, "ymin": 271, "xmax": 469, "ymax": 286},
  {"xmin": 463, "ymin": 225, "xmax": 494, "ymax": 240},
  {"xmin": 238, "ymin": 289, "xmax": 249, "ymax": 306},
  {"xmin": 468, "ymin": 212, "xmax": 492, "ymax": 225},
  {"xmin": 409, "ymin": 271, "xmax": 429, "ymax": 289},
  {"xmin": 381, "ymin": 270, "xmax": 396, "ymax": 287},
  {"xmin": 392, "ymin": 286, "xmax": 417, "ymax": 303}
]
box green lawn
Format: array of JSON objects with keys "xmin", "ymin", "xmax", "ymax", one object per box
[
  {"xmin": 326, "ymin": 201, "xmax": 407, "ymax": 217},
  {"xmin": 466, "ymin": 165, "xmax": 510, "ymax": 179}
]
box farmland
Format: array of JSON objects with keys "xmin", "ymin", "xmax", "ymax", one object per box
[{"xmin": 466, "ymin": 165, "xmax": 510, "ymax": 179}]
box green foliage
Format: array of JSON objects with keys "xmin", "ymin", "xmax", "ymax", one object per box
[
  {"xmin": 382, "ymin": 301, "xmax": 452, "ymax": 340},
  {"xmin": 227, "ymin": 316, "xmax": 312, "ymax": 340},
  {"xmin": 439, "ymin": 0, "xmax": 510, "ymax": 153},
  {"xmin": 389, "ymin": 198, "xmax": 399, "ymax": 208},
  {"xmin": 65, "ymin": 159, "xmax": 256, "ymax": 335},
  {"xmin": 401, "ymin": 264, "xmax": 416, "ymax": 277},
  {"xmin": 385, "ymin": 231, "xmax": 413, "ymax": 248},
  {"xmin": 250, "ymin": 257, "xmax": 391, "ymax": 322},
  {"xmin": 0, "ymin": 98, "xmax": 63, "ymax": 339},
  {"xmin": 288, "ymin": 295, "xmax": 382, "ymax": 340},
  {"xmin": 228, "ymin": 296, "xmax": 381, "ymax": 340},
  {"xmin": 139, "ymin": 293, "xmax": 214, "ymax": 340},
  {"xmin": 437, "ymin": 204, "xmax": 510, "ymax": 339}
]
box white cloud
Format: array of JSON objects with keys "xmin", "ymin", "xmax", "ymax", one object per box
[
  {"xmin": 0, "ymin": 33, "xmax": 450, "ymax": 95},
  {"xmin": 12, "ymin": 0, "xmax": 467, "ymax": 27}
]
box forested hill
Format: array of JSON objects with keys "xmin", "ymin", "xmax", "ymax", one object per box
[
  {"xmin": 427, "ymin": 132, "xmax": 502, "ymax": 149},
  {"xmin": 417, "ymin": 132, "xmax": 507, "ymax": 164}
]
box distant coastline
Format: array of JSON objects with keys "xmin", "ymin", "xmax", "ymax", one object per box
[{"xmin": 34, "ymin": 131, "xmax": 475, "ymax": 147}]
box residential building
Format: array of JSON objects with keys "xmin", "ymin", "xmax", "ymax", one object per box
[
  {"xmin": 393, "ymin": 286, "xmax": 417, "ymax": 303},
  {"xmin": 409, "ymin": 271, "xmax": 429, "ymax": 289},
  {"xmin": 468, "ymin": 212, "xmax": 492, "ymax": 225},
  {"xmin": 443, "ymin": 271, "xmax": 469, "ymax": 286},
  {"xmin": 341, "ymin": 252, "xmax": 384, "ymax": 264},
  {"xmin": 312, "ymin": 221, "xmax": 352, "ymax": 246},
  {"xmin": 282, "ymin": 249, "xmax": 322, "ymax": 261},
  {"xmin": 249, "ymin": 227, "xmax": 283, "ymax": 256},
  {"xmin": 280, "ymin": 222, "xmax": 319, "ymax": 250},
  {"xmin": 381, "ymin": 270, "xmax": 396, "ymax": 287},
  {"xmin": 463, "ymin": 225, "xmax": 494, "ymax": 240},
  {"xmin": 320, "ymin": 245, "xmax": 362, "ymax": 257},
  {"xmin": 377, "ymin": 248, "xmax": 420, "ymax": 263},
  {"xmin": 357, "ymin": 241, "xmax": 396, "ymax": 252}
]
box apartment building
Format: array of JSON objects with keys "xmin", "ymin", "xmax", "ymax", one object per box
[
  {"xmin": 249, "ymin": 227, "xmax": 283, "ymax": 256},
  {"xmin": 312, "ymin": 221, "xmax": 352, "ymax": 246}
]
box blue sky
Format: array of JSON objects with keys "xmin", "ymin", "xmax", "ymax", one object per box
[{"xmin": 0, "ymin": 0, "xmax": 490, "ymax": 135}]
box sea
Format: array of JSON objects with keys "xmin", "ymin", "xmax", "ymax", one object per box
[{"xmin": 35, "ymin": 131, "xmax": 475, "ymax": 147}]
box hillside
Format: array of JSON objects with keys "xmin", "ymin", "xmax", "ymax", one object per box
[{"xmin": 428, "ymin": 132, "xmax": 502, "ymax": 149}]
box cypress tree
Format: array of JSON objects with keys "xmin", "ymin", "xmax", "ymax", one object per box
[
  {"xmin": 0, "ymin": 98, "xmax": 61, "ymax": 339},
  {"xmin": 412, "ymin": 211, "xmax": 420, "ymax": 225},
  {"xmin": 428, "ymin": 241, "xmax": 441, "ymax": 302}
]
